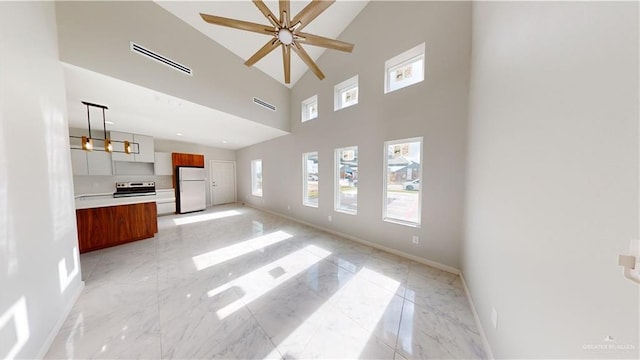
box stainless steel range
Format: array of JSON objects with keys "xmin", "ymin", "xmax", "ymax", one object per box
[{"xmin": 114, "ymin": 181, "xmax": 156, "ymax": 198}]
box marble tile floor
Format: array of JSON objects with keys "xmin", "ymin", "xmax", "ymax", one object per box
[{"xmin": 46, "ymin": 204, "xmax": 486, "ymax": 359}]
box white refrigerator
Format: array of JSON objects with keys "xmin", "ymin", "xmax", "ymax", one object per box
[{"xmin": 176, "ymin": 167, "xmax": 206, "ymax": 213}]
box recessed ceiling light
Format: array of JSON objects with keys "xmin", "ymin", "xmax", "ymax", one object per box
[
  {"xmin": 176, "ymin": 133, "xmax": 183, "ymax": 136},
  {"xmin": 105, "ymin": 121, "xmax": 115, "ymax": 125},
  {"xmin": 222, "ymin": 140, "xmax": 228, "ymax": 144}
]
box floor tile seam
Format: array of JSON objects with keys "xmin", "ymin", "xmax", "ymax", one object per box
[
  {"xmin": 154, "ymin": 237, "xmax": 164, "ymax": 358},
  {"xmin": 85, "ymin": 251, "xmax": 107, "ymax": 281},
  {"xmin": 403, "ymin": 297, "xmax": 475, "ymax": 332},
  {"xmin": 244, "ymin": 303, "xmax": 286, "ymax": 359},
  {"xmin": 393, "ymin": 296, "xmax": 409, "ymax": 353}
]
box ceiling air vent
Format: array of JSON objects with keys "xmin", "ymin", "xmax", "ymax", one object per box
[
  {"xmin": 130, "ymin": 42, "xmax": 192, "ymax": 76},
  {"xmin": 253, "ymin": 97, "xmax": 277, "ymax": 112}
]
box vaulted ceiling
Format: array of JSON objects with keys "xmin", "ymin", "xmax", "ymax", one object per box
[{"xmin": 156, "ymin": 1, "xmax": 368, "ymax": 87}]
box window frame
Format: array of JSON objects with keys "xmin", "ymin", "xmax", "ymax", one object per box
[
  {"xmin": 301, "ymin": 94, "xmax": 318, "ymax": 122},
  {"xmin": 251, "ymin": 159, "xmax": 263, "ymax": 197},
  {"xmin": 384, "ymin": 42, "xmax": 425, "ymax": 94},
  {"xmin": 334, "ymin": 146, "xmax": 358, "ymax": 215},
  {"xmin": 382, "ymin": 137, "xmax": 423, "ymax": 227},
  {"xmin": 302, "ymin": 151, "xmax": 319, "ymax": 208},
  {"xmin": 334, "ymin": 75, "xmax": 359, "ymax": 111}
]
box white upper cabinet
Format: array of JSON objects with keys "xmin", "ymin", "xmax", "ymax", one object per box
[
  {"xmin": 154, "ymin": 152, "xmax": 173, "ymax": 175},
  {"xmin": 71, "ymin": 149, "xmax": 113, "ymax": 176},
  {"xmin": 110, "ymin": 131, "xmax": 155, "ymax": 163},
  {"xmin": 87, "ymin": 151, "xmax": 113, "ymax": 175},
  {"xmin": 134, "ymin": 134, "xmax": 155, "ymax": 163},
  {"xmin": 70, "ymin": 149, "xmax": 89, "ymax": 175},
  {"xmin": 110, "ymin": 131, "xmax": 133, "ymax": 162}
]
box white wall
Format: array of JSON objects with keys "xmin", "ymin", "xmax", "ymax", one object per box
[
  {"xmin": 237, "ymin": 1, "xmax": 472, "ymax": 269},
  {"xmin": 0, "ymin": 2, "xmax": 83, "ymax": 358},
  {"xmin": 464, "ymin": 2, "xmax": 639, "ymax": 358}
]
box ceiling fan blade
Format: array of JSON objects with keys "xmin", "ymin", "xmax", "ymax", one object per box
[
  {"xmin": 279, "ymin": 0, "xmax": 290, "ymax": 27},
  {"xmin": 282, "ymin": 44, "xmax": 291, "ymax": 84},
  {"xmin": 296, "ymin": 32, "xmax": 354, "ymax": 53},
  {"xmin": 252, "ymin": 0, "xmax": 279, "ymax": 27},
  {"xmin": 200, "ymin": 13, "xmax": 275, "ymax": 35},
  {"xmin": 245, "ymin": 39, "xmax": 280, "ymax": 67},
  {"xmin": 291, "ymin": 0, "xmax": 335, "ymax": 32},
  {"xmin": 291, "ymin": 43, "xmax": 325, "ymax": 80}
]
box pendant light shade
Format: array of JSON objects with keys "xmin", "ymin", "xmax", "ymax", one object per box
[
  {"xmin": 82, "ymin": 136, "xmax": 93, "ymax": 151},
  {"xmin": 104, "ymin": 138, "xmax": 113, "ymax": 152}
]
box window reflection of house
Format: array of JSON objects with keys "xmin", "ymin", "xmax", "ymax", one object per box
[
  {"xmin": 387, "ymin": 155, "xmax": 420, "ymax": 182},
  {"xmin": 339, "ymin": 155, "xmax": 358, "ymax": 183}
]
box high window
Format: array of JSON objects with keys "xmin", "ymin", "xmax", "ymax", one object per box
[
  {"xmin": 335, "ymin": 146, "xmax": 358, "ymax": 214},
  {"xmin": 383, "ymin": 138, "xmax": 422, "ymax": 227},
  {"xmin": 251, "ymin": 159, "xmax": 262, "ymax": 197},
  {"xmin": 384, "ymin": 43, "xmax": 425, "ymax": 94},
  {"xmin": 301, "ymin": 95, "xmax": 318, "ymax": 122},
  {"xmin": 334, "ymin": 75, "xmax": 359, "ymax": 111},
  {"xmin": 303, "ymin": 152, "xmax": 319, "ymax": 207}
]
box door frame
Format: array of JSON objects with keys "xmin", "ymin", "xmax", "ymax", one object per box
[{"xmin": 209, "ymin": 160, "xmax": 237, "ymax": 205}]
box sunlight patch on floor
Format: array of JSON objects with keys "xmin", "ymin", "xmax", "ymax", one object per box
[
  {"xmin": 208, "ymin": 245, "xmax": 331, "ymax": 319},
  {"xmin": 192, "ymin": 230, "xmax": 293, "ymax": 271},
  {"xmin": 172, "ymin": 210, "xmax": 241, "ymax": 226},
  {"xmin": 267, "ymin": 267, "xmax": 400, "ymax": 358}
]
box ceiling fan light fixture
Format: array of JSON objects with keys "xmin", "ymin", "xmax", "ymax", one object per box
[{"xmin": 278, "ymin": 28, "xmax": 293, "ymax": 45}]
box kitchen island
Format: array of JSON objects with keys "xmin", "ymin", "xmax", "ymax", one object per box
[{"xmin": 74, "ymin": 192, "xmax": 171, "ymax": 253}]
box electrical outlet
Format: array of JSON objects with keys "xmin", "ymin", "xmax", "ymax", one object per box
[
  {"xmin": 328, "ymin": 215, "xmax": 332, "ymax": 222},
  {"xmin": 491, "ymin": 307, "xmax": 498, "ymax": 328},
  {"xmin": 412, "ymin": 235, "xmax": 419, "ymax": 244}
]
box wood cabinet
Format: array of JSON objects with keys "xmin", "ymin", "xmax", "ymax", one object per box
[
  {"xmin": 71, "ymin": 149, "xmax": 113, "ymax": 176},
  {"xmin": 76, "ymin": 202, "xmax": 158, "ymax": 253},
  {"xmin": 172, "ymin": 152, "xmax": 205, "ymax": 168},
  {"xmin": 110, "ymin": 131, "xmax": 155, "ymax": 163},
  {"xmin": 171, "ymin": 152, "xmax": 205, "ymax": 190}
]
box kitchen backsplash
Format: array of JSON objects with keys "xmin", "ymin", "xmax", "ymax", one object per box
[{"xmin": 73, "ymin": 175, "xmax": 173, "ymax": 195}]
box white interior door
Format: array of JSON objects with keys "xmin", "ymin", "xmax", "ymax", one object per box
[{"xmin": 210, "ymin": 160, "xmax": 236, "ymax": 205}]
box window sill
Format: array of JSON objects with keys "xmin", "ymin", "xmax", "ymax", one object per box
[
  {"xmin": 334, "ymin": 102, "xmax": 358, "ymax": 112},
  {"xmin": 335, "ymin": 209, "xmax": 357, "ymax": 216},
  {"xmin": 383, "ymin": 217, "xmax": 420, "ymax": 228}
]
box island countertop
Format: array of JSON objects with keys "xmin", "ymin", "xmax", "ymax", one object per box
[{"xmin": 74, "ymin": 189, "xmax": 175, "ymax": 210}]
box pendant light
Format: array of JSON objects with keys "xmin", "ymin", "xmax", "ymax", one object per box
[
  {"xmin": 71, "ymin": 101, "xmax": 136, "ymax": 154},
  {"xmin": 80, "ymin": 101, "xmax": 111, "ymax": 152},
  {"xmin": 100, "ymin": 106, "xmax": 113, "ymax": 153}
]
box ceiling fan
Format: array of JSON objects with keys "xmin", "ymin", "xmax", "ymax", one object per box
[{"xmin": 200, "ymin": 0, "xmax": 354, "ymax": 84}]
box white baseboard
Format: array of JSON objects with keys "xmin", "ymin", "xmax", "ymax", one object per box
[
  {"xmin": 242, "ymin": 202, "xmax": 460, "ymax": 274},
  {"xmin": 37, "ymin": 280, "xmax": 85, "ymax": 359},
  {"xmin": 459, "ymin": 274, "xmax": 494, "ymax": 359}
]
